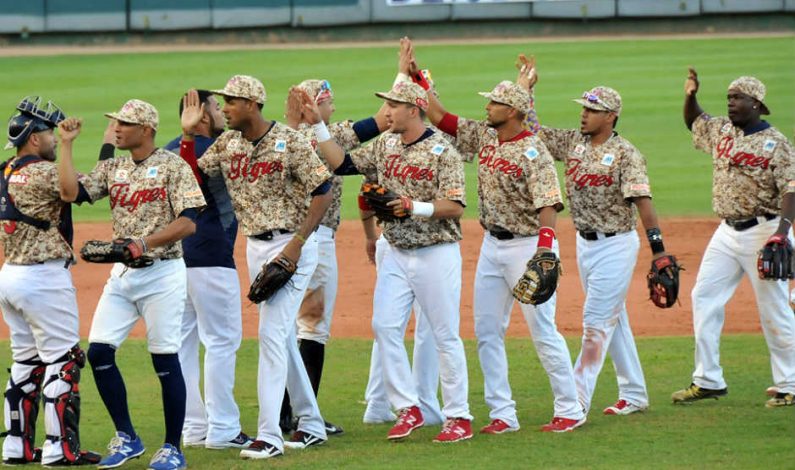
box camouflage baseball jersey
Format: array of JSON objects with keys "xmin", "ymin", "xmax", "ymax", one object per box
[
  {"xmin": 692, "ymin": 114, "xmax": 795, "ymax": 219},
  {"xmin": 540, "ymin": 127, "xmax": 651, "ymax": 233},
  {"xmin": 198, "ymin": 122, "xmax": 332, "ymax": 236},
  {"xmin": 454, "ymin": 117, "xmax": 563, "ymax": 236},
  {"xmin": 80, "ymin": 148, "xmax": 206, "ymax": 259},
  {"xmin": 298, "ymin": 120, "xmax": 361, "ymax": 231},
  {"xmin": 0, "ymin": 158, "xmax": 71, "ymax": 264},
  {"xmin": 349, "ymin": 129, "xmax": 466, "ymax": 249}
]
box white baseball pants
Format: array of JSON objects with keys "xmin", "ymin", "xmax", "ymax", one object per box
[{"xmin": 296, "ymin": 225, "xmax": 338, "ymax": 344}]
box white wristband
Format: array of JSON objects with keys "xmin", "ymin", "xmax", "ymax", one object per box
[
  {"xmin": 313, "ymin": 121, "xmax": 331, "ymax": 143},
  {"xmin": 393, "ymin": 72, "xmax": 411, "ymax": 87},
  {"xmin": 412, "ymin": 201, "xmax": 434, "ymax": 218}
]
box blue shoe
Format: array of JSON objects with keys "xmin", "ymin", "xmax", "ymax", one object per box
[
  {"xmin": 147, "ymin": 444, "xmax": 186, "ymax": 470},
  {"xmin": 97, "ymin": 432, "xmax": 145, "ymax": 469}
]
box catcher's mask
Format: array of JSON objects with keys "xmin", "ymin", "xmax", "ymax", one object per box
[{"xmin": 5, "ymin": 96, "xmax": 66, "ymax": 150}]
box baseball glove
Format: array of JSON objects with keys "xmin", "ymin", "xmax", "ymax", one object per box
[
  {"xmin": 80, "ymin": 239, "xmax": 153, "ymax": 268},
  {"xmin": 360, "ymin": 183, "xmax": 408, "ymax": 223},
  {"xmin": 512, "ymin": 251, "xmax": 562, "ymax": 305},
  {"xmin": 757, "ymin": 233, "xmax": 794, "ymax": 281},
  {"xmin": 647, "ymin": 255, "xmax": 682, "ymax": 308},
  {"xmin": 248, "ymin": 253, "xmax": 297, "ymax": 304}
]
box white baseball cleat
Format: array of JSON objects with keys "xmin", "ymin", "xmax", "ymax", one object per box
[{"xmin": 603, "ymin": 399, "xmax": 648, "ymax": 415}]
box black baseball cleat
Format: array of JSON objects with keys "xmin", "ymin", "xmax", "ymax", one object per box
[
  {"xmin": 283, "ymin": 431, "xmax": 326, "ymax": 450},
  {"xmin": 325, "ymin": 421, "xmax": 344, "ymax": 436},
  {"xmin": 671, "ymin": 383, "xmax": 728, "ymax": 403},
  {"xmin": 2, "ymin": 448, "xmax": 42, "ymax": 466},
  {"xmin": 42, "ymin": 450, "xmax": 102, "ymax": 467},
  {"xmin": 239, "ymin": 440, "xmax": 282, "ymax": 460}
]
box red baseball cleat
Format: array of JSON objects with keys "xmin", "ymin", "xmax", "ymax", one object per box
[
  {"xmin": 540, "ymin": 416, "xmax": 586, "ymax": 433},
  {"xmin": 433, "ymin": 418, "xmax": 473, "ymax": 443},
  {"xmin": 387, "ymin": 406, "xmax": 424, "ymax": 440},
  {"xmin": 479, "ymin": 419, "xmax": 519, "ymax": 435}
]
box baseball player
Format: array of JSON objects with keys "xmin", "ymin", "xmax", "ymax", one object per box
[
  {"xmin": 196, "ymin": 75, "xmax": 332, "ymax": 459},
  {"xmin": 305, "ymin": 80, "xmax": 474, "ymax": 443},
  {"xmin": 58, "ymin": 99, "xmax": 206, "ymax": 470},
  {"xmin": 404, "ymin": 41, "xmax": 585, "ymax": 433},
  {"xmin": 0, "ymin": 97, "xmax": 100, "ymax": 466},
  {"xmin": 532, "ymin": 66, "xmax": 671, "ymax": 417},
  {"xmin": 672, "ymin": 70, "xmax": 795, "ymax": 407},
  {"xmin": 279, "ymin": 79, "xmax": 386, "ymax": 435}
]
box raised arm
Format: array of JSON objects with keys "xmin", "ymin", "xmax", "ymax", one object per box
[
  {"xmin": 684, "ymin": 67, "xmax": 705, "ymax": 130},
  {"xmin": 57, "ymin": 117, "xmax": 83, "ymax": 202}
]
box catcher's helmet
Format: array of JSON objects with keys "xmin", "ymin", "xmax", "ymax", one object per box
[{"xmin": 5, "ymin": 96, "xmax": 66, "ymax": 150}]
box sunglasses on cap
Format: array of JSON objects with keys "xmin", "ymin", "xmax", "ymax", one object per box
[
  {"xmin": 16, "ymin": 96, "xmax": 66, "ymax": 127},
  {"xmin": 315, "ymin": 80, "xmax": 333, "ymax": 103},
  {"xmin": 581, "ymin": 92, "xmax": 615, "ymax": 112}
]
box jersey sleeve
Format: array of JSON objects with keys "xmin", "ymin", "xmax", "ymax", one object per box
[
  {"xmin": 620, "ymin": 145, "xmax": 652, "ymax": 200},
  {"xmin": 538, "ymin": 126, "xmax": 576, "ymax": 162},
  {"xmin": 196, "ymin": 132, "xmax": 228, "ymax": 177},
  {"xmin": 78, "ymin": 160, "xmax": 111, "ymax": 202},
  {"xmin": 329, "ymin": 120, "xmax": 361, "ymax": 152},
  {"xmin": 771, "ymin": 138, "xmax": 795, "ymax": 197},
  {"xmin": 169, "ymin": 158, "xmax": 207, "ymax": 216},
  {"xmin": 435, "ymin": 145, "xmax": 466, "ymax": 205},
  {"xmin": 691, "ymin": 113, "xmax": 725, "ymax": 154},
  {"xmin": 288, "ymin": 137, "xmax": 333, "ymax": 195},
  {"xmin": 528, "ymin": 141, "xmax": 564, "ymax": 211},
  {"xmin": 348, "ymin": 138, "xmax": 380, "ymax": 182},
  {"xmin": 454, "ymin": 117, "xmax": 485, "ymax": 162}
]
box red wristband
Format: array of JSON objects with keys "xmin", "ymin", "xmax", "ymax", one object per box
[
  {"xmin": 538, "ymin": 227, "xmax": 555, "ymax": 250},
  {"xmin": 358, "ymin": 194, "xmax": 372, "ymax": 211},
  {"xmin": 437, "ymin": 112, "xmax": 459, "ymax": 137},
  {"xmin": 412, "ymin": 71, "xmax": 431, "ymax": 91}
]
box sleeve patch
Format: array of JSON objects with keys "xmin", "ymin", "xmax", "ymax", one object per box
[
  {"xmin": 314, "ymin": 165, "xmax": 329, "ymax": 175},
  {"xmin": 431, "ymin": 144, "xmax": 446, "ymax": 156},
  {"xmin": 184, "ymin": 189, "xmax": 203, "ymax": 198},
  {"xmin": 525, "ymin": 148, "xmax": 539, "ymax": 160},
  {"xmin": 630, "ymin": 183, "xmax": 650, "ymax": 192},
  {"xmin": 445, "ymin": 188, "xmax": 464, "ymax": 199}
]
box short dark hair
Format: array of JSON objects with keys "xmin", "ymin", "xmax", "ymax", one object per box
[{"xmin": 178, "ymin": 89, "xmax": 213, "ymax": 117}]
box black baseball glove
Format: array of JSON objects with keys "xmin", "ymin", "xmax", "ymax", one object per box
[
  {"xmin": 512, "ymin": 251, "xmax": 562, "ymax": 305},
  {"xmin": 80, "ymin": 238, "xmax": 153, "ymax": 268},
  {"xmin": 647, "ymin": 254, "xmax": 682, "ymax": 308},
  {"xmin": 248, "ymin": 253, "xmax": 297, "ymax": 304},
  {"xmin": 757, "ymin": 233, "xmax": 794, "ymax": 281},
  {"xmin": 360, "ymin": 183, "xmax": 409, "ymax": 223}
]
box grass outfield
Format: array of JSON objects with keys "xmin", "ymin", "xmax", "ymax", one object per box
[
  {"xmin": 0, "ymin": 36, "xmax": 792, "ymax": 222},
  {"xmin": 2, "ymin": 336, "xmax": 791, "ymax": 469}
]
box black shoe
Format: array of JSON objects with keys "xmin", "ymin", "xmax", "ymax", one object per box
[
  {"xmin": 671, "ymin": 383, "xmax": 728, "ymax": 403},
  {"xmin": 279, "ymin": 416, "xmax": 297, "ymax": 434},
  {"xmin": 3, "ymin": 448, "xmax": 42, "ymax": 465},
  {"xmin": 239, "ymin": 440, "xmax": 282, "ymax": 460},
  {"xmin": 283, "ymin": 431, "xmax": 326, "ymax": 450},
  {"xmin": 43, "ymin": 451, "xmax": 102, "ymax": 467},
  {"xmin": 325, "ymin": 421, "xmax": 344, "ymax": 436}
]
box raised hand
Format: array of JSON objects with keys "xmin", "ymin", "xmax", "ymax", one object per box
[
  {"xmin": 515, "ymin": 53, "xmax": 537, "ymax": 90},
  {"xmin": 102, "ymin": 119, "xmax": 116, "ymax": 145},
  {"xmin": 181, "ymin": 89, "xmax": 205, "ymax": 135},
  {"xmin": 685, "ymin": 66, "xmax": 699, "ymax": 96},
  {"xmin": 57, "ymin": 117, "xmax": 82, "ymax": 143},
  {"xmin": 399, "ymin": 36, "xmax": 413, "ymax": 75},
  {"xmin": 297, "ymin": 88, "xmax": 323, "ymax": 125},
  {"xmin": 285, "ymin": 86, "xmax": 304, "ymax": 128}
]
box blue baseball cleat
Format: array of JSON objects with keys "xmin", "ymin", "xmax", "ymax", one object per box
[{"xmin": 97, "ymin": 432, "xmax": 145, "ymax": 469}]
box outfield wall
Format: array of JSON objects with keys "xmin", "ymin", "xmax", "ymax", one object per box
[{"xmin": 0, "ymin": 0, "xmax": 793, "ymax": 34}]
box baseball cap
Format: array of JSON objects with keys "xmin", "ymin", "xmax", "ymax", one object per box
[
  {"xmin": 104, "ymin": 99, "xmax": 159, "ymax": 130},
  {"xmin": 375, "ymin": 81, "xmax": 429, "ymax": 111},
  {"xmin": 478, "ymin": 80, "xmax": 532, "ymax": 115},
  {"xmin": 728, "ymin": 76, "xmax": 770, "ymax": 115},
  {"xmin": 212, "ymin": 75, "xmax": 267, "ymax": 105},
  {"xmin": 298, "ymin": 79, "xmax": 333, "ymax": 104},
  {"xmin": 574, "ymin": 86, "xmax": 622, "ymax": 116}
]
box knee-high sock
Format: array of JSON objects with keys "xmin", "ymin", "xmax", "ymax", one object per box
[
  {"xmin": 299, "ymin": 339, "xmax": 325, "ymax": 396},
  {"xmin": 151, "ymin": 354, "xmax": 186, "ymax": 449},
  {"xmin": 87, "ymin": 343, "xmax": 135, "ymax": 439}
]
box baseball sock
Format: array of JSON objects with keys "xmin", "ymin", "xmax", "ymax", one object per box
[
  {"xmin": 87, "ymin": 343, "xmax": 136, "ymax": 439},
  {"xmin": 299, "ymin": 339, "xmax": 325, "ymax": 396},
  {"xmin": 151, "ymin": 353, "xmax": 186, "ymax": 450}
]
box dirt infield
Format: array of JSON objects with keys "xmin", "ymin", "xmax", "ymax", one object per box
[{"xmin": 0, "ymin": 218, "xmax": 768, "ymax": 340}]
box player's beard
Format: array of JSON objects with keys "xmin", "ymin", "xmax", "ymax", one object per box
[
  {"xmin": 486, "ymin": 116, "xmax": 506, "ymax": 128},
  {"xmin": 39, "ymin": 142, "xmax": 57, "ymax": 162}
]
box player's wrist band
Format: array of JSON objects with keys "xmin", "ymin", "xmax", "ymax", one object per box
[
  {"xmin": 538, "ymin": 227, "xmax": 555, "ymax": 250},
  {"xmin": 139, "ymin": 238, "xmax": 148, "ymax": 253},
  {"xmin": 313, "ymin": 122, "xmax": 331, "ymax": 143},
  {"xmin": 358, "ymin": 194, "xmax": 372, "ymax": 211},
  {"xmin": 411, "ymin": 201, "xmax": 434, "ymax": 218},
  {"xmin": 412, "ymin": 71, "xmax": 432, "ymax": 91},
  {"xmin": 646, "ymin": 228, "xmax": 665, "ymax": 254},
  {"xmin": 294, "ymin": 233, "xmax": 307, "ymax": 245}
]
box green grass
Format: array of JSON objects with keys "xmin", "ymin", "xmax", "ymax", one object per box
[
  {"xmin": 1, "ymin": 336, "xmax": 791, "ymax": 469},
  {"xmin": 0, "ymin": 36, "xmax": 793, "ymax": 221}
]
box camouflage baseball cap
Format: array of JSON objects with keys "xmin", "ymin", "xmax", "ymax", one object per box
[
  {"xmin": 728, "ymin": 76, "xmax": 770, "ymax": 114},
  {"xmin": 574, "ymin": 86, "xmax": 622, "ymax": 116},
  {"xmin": 298, "ymin": 79, "xmax": 333, "ymax": 104},
  {"xmin": 375, "ymin": 81, "xmax": 429, "ymax": 111},
  {"xmin": 104, "ymin": 99, "xmax": 159, "ymax": 130},
  {"xmin": 212, "ymin": 75, "xmax": 267, "ymax": 104},
  {"xmin": 478, "ymin": 81, "xmax": 532, "ymax": 115}
]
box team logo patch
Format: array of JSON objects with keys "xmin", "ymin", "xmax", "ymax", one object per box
[
  {"xmin": 574, "ymin": 144, "xmax": 586, "ymax": 155},
  {"xmin": 146, "ymin": 167, "xmax": 158, "ymax": 178},
  {"xmin": 763, "ymin": 140, "xmax": 777, "ymax": 152},
  {"xmin": 446, "ymin": 188, "xmax": 464, "ymax": 199},
  {"xmin": 525, "ymin": 147, "xmax": 539, "ymax": 160},
  {"xmin": 114, "ymin": 169, "xmax": 129, "ymax": 182},
  {"xmin": 720, "ymin": 123, "xmax": 732, "ymax": 134},
  {"xmin": 386, "ymin": 137, "xmax": 398, "ymax": 148},
  {"xmin": 431, "ymin": 144, "xmax": 446, "ymax": 156},
  {"xmin": 601, "ymin": 153, "xmax": 615, "ymax": 166},
  {"xmin": 314, "ymin": 165, "xmax": 328, "ymax": 175},
  {"xmin": 185, "ymin": 189, "xmax": 203, "ymax": 198},
  {"xmin": 274, "ymin": 140, "xmax": 287, "ymax": 153},
  {"xmin": 630, "ymin": 183, "xmax": 650, "ymax": 192}
]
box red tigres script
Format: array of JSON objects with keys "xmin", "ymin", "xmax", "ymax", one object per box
[
  {"xmin": 716, "ymin": 136, "xmax": 771, "ymax": 169},
  {"xmin": 383, "ymin": 154, "xmax": 434, "ymax": 183},
  {"xmin": 478, "ymin": 145, "xmax": 523, "ymax": 178},
  {"xmin": 566, "ymin": 158, "xmax": 614, "ymax": 190},
  {"xmin": 228, "ymin": 153, "xmax": 284, "ymax": 183},
  {"xmin": 109, "ymin": 184, "xmax": 167, "ymax": 212}
]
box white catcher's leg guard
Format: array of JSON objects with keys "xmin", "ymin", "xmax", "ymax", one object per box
[{"xmin": 2, "ymin": 357, "xmax": 46, "ymax": 464}]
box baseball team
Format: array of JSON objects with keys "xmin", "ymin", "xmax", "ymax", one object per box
[{"xmin": 0, "ymin": 37, "xmax": 793, "ymax": 469}]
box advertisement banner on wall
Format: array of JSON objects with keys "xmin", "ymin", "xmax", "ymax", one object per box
[{"xmin": 387, "ymin": 0, "xmax": 561, "ymax": 4}]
